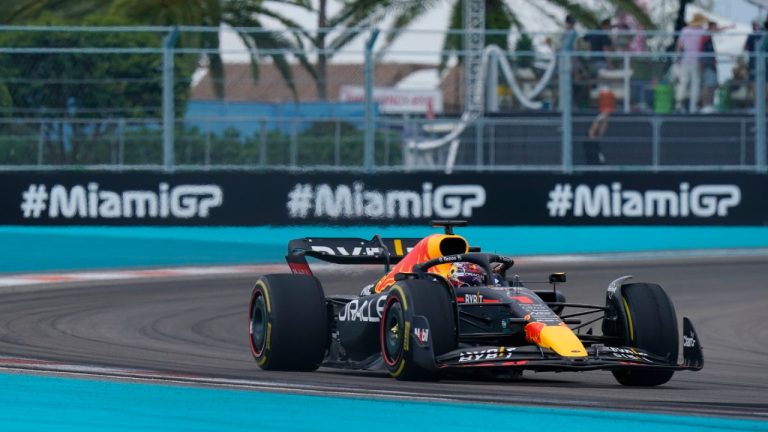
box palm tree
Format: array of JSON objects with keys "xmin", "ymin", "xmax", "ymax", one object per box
[
  {"xmin": 254, "ymin": 0, "xmax": 656, "ymax": 100},
  {"xmin": 375, "ymin": 0, "xmax": 655, "ymax": 72},
  {"xmin": 1, "ymin": 0, "xmax": 311, "ymax": 98},
  {"xmin": 4, "ymin": 0, "xmax": 657, "ymax": 102},
  {"xmin": 288, "ymin": 0, "xmax": 415, "ymax": 100}
]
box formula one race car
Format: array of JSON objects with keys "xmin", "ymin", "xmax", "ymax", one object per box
[{"xmin": 248, "ymin": 221, "xmax": 703, "ymax": 385}]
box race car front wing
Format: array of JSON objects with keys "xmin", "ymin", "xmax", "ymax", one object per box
[{"xmin": 427, "ymin": 317, "xmax": 703, "ymax": 372}]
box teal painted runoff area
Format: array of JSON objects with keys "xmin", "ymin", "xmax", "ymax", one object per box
[
  {"xmin": 0, "ymin": 372, "xmax": 765, "ymax": 432},
  {"xmin": 1, "ymin": 227, "xmax": 768, "ymax": 430},
  {"xmin": 2, "ymin": 225, "xmax": 768, "ymax": 273}
]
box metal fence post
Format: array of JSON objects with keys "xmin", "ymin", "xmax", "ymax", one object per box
[
  {"xmin": 363, "ymin": 29, "xmax": 379, "ymax": 174},
  {"xmin": 756, "ymin": 35, "xmax": 766, "ymax": 173},
  {"xmin": 118, "ymin": 118, "xmax": 125, "ymax": 168},
  {"xmin": 475, "ymin": 116, "xmax": 483, "ymax": 168},
  {"xmin": 559, "ymin": 43, "xmax": 573, "ymax": 173},
  {"xmin": 334, "ymin": 119, "xmax": 341, "ymax": 167},
  {"xmin": 290, "ymin": 119, "xmax": 298, "ymax": 167},
  {"xmin": 205, "ymin": 129, "xmax": 211, "ymax": 168},
  {"xmin": 37, "ymin": 122, "xmax": 44, "ymax": 166},
  {"xmin": 623, "ymin": 53, "xmax": 630, "ymax": 113},
  {"xmin": 740, "ymin": 119, "xmax": 746, "ymax": 166},
  {"xmin": 487, "ymin": 55, "xmax": 499, "ymax": 112},
  {"xmin": 259, "ymin": 120, "xmax": 267, "ymax": 166},
  {"xmin": 652, "ymin": 116, "xmax": 661, "ymax": 169},
  {"xmin": 162, "ymin": 27, "xmax": 179, "ymax": 171}
]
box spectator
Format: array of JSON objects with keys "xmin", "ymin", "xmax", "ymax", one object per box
[
  {"xmin": 616, "ymin": 2, "xmax": 649, "ymax": 53},
  {"xmin": 558, "ymin": 14, "xmax": 586, "ymax": 110},
  {"xmin": 675, "ymin": 13, "xmax": 708, "ymax": 113},
  {"xmin": 585, "ymin": 19, "xmax": 614, "ymax": 71},
  {"xmin": 732, "ymin": 57, "xmax": 749, "ymax": 82},
  {"xmin": 583, "ymin": 112, "xmax": 609, "ymax": 165},
  {"xmin": 743, "ymin": 19, "xmax": 762, "ymax": 81},
  {"xmin": 562, "ymin": 14, "xmax": 577, "ymax": 52},
  {"xmin": 700, "ymin": 20, "xmax": 735, "ymax": 113}
]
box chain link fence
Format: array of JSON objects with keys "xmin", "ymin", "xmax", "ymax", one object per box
[{"xmin": 0, "ymin": 26, "xmax": 765, "ymax": 172}]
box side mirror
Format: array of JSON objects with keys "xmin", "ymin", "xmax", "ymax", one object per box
[{"xmin": 549, "ymin": 272, "xmax": 567, "ymax": 283}]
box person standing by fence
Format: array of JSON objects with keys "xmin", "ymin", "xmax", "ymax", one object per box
[
  {"xmin": 743, "ymin": 20, "xmax": 763, "ymax": 82},
  {"xmin": 583, "ymin": 112, "xmax": 609, "ymax": 165},
  {"xmin": 585, "ymin": 19, "xmax": 614, "ymax": 72},
  {"xmin": 700, "ymin": 20, "xmax": 734, "ymax": 113},
  {"xmin": 675, "ymin": 13, "xmax": 708, "ymax": 113}
]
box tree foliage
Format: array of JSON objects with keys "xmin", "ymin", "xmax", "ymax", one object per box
[
  {"xmin": 2, "ymin": 0, "xmax": 310, "ymax": 99},
  {"xmin": 379, "ymin": 0, "xmax": 655, "ymax": 72},
  {"xmin": 0, "ymin": 15, "xmax": 192, "ymax": 119},
  {"xmin": 0, "ymin": 14, "xmax": 194, "ymax": 163}
]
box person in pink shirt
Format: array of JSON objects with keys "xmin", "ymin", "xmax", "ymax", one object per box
[
  {"xmin": 616, "ymin": 0, "xmax": 649, "ymax": 53},
  {"xmin": 675, "ymin": 13, "xmax": 708, "ymax": 113}
]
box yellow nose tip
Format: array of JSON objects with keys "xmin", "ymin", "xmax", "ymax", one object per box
[{"xmin": 526, "ymin": 323, "xmax": 587, "ymax": 358}]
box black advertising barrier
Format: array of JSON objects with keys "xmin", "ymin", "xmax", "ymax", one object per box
[{"xmin": 1, "ymin": 171, "xmax": 766, "ymax": 226}]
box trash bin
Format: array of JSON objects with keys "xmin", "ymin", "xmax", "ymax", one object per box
[
  {"xmin": 654, "ymin": 83, "xmax": 673, "ymax": 114},
  {"xmin": 717, "ymin": 87, "xmax": 730, "ymax": 112}
]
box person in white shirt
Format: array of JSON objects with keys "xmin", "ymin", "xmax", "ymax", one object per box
[{"xmin": 675, "ymin": 13, "xmax": 708, "ymax": 113}]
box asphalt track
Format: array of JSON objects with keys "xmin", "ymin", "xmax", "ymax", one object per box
[{"xmin": 0, "ymin": 256, "xmax": 766, "ymax": 420}]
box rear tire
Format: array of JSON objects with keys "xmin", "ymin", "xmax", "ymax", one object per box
[
  {"xmin": 380, "ymin": 279, "xmax": 457, "ymax": 381},
  {"xmin": 610, "ymin": 282, "xmax": 679, "ymax": 386},
  {"xmin": 249, "ymin": 274, "xmax": 328, "ymax": 371}
]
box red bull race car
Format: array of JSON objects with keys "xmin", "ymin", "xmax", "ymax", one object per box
[{"xmin": 248, "ymin": 221, "xmax": 703, "ymax": 385}]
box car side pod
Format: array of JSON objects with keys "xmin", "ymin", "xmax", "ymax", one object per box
[{"xmin": 682, "ymin": 317, "xmax": 704, "ymax": 370}]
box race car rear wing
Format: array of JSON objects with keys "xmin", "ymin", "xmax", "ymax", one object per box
[
  {"xmin": 285, "ymin": 236, "xmax": 423, "ymax": 275},
  {"xmin": 285, "ymin": 221, "xmax": 480, "ymax": 276}
]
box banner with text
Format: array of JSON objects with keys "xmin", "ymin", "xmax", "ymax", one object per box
[{"xmin": 2, "ymin": 171, "xmax": 766, "ymax": 226}]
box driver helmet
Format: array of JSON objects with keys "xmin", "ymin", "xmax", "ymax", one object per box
[{"xmin": 447, "ymin": 262, "xmax": 486, "ymax": 288}]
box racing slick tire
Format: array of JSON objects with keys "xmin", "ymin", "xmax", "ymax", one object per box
[
  {"xmin": 249, "ymin": 274, "xmax": 328, "ymax": 371},
  {"xmin": 380, "ymin": 279, "xmax": 457, "ymax": 381},
  {"xmin": 609, "ymin": 282, "xmax": 679, "ymax": 386}
]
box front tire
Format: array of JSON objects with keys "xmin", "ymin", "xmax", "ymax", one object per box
[
  {"xmin": 249, "ymin": 274, "xmax": 328, "ymax": 371},
  {"xmin": 609, "ymin": 282, "xmax": 679, "ymax": 386},
  {"xmin": 380, "ymin": 279, "xmax": 457, "ymax": 381}
]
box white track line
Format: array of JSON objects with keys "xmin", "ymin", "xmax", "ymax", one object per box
[{"xmin": 0, "ymin": 264, "xmax": 285, "ymax": 288}]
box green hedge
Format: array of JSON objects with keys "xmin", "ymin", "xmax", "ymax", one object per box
[{"xmin": 0, "ymin": 121, "xmax": 402, "ymax": 167}]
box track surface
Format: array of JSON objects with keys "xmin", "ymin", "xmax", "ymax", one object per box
[{"xmin": 0, "ymin": 256, "xmax": 766, "ymax": 419}]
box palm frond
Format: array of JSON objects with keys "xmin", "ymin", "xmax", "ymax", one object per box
[
  {"xmin": 546, "ymin": 0, "xmax": 600, "ymax": 28},
  {"xmin": 201, "ymin": 30, "xmax": 226, "ymax": 98},
  {"xmin": 525, "ymin": 2, "xmax": 561, "ymax": 28},
  {"xmin": 239, "ymin": 25, "xmax": 299, "ymax": 101},
  {"xmin": 222, "ymin": 1, "xmax": 302, "ymax": 99},
  {"xmin": 291, "ymin": 38, "xmax": 319, "ymax": 84},
  {"xmin": 325, "ymin": 6, "xmax": 391, "ymax": 54},
  {"xmin": 375, "ymin": 1, "xmax": 437, "ymax": 59},
  {"xmin": 252, "ymin": 6, "xmax": 314, "ymax": 42},
  {"xmin": 264, "ymin": 0, "xmax": 312, "ymax": 12},
  {"xmin": 500, "ymin": 1, "xmax": 523, "ymax": 30},
  {"xmin": 326, "ymin": 0, "xmax": 383, "ymax": 29},
  {"xmin": 111, "ymin": 0, "xmax": 205, "ymax": 26},
  {"xmin": 438, "ymin": 0, "xmax": 462, "ymax": 73},
  {"xmin": 3, "ymin": 0, "xmax": 107, "ymax": 24}
]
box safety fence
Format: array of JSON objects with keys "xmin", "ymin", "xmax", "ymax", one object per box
[{"xmin": 0, "ymin": 26, "xmax": 765, "ymax": 173}]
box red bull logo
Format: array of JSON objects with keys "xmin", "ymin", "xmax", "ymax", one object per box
[{"xmin": 524, "ymin": 322, "xmax": 545, "ymax": 345}]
